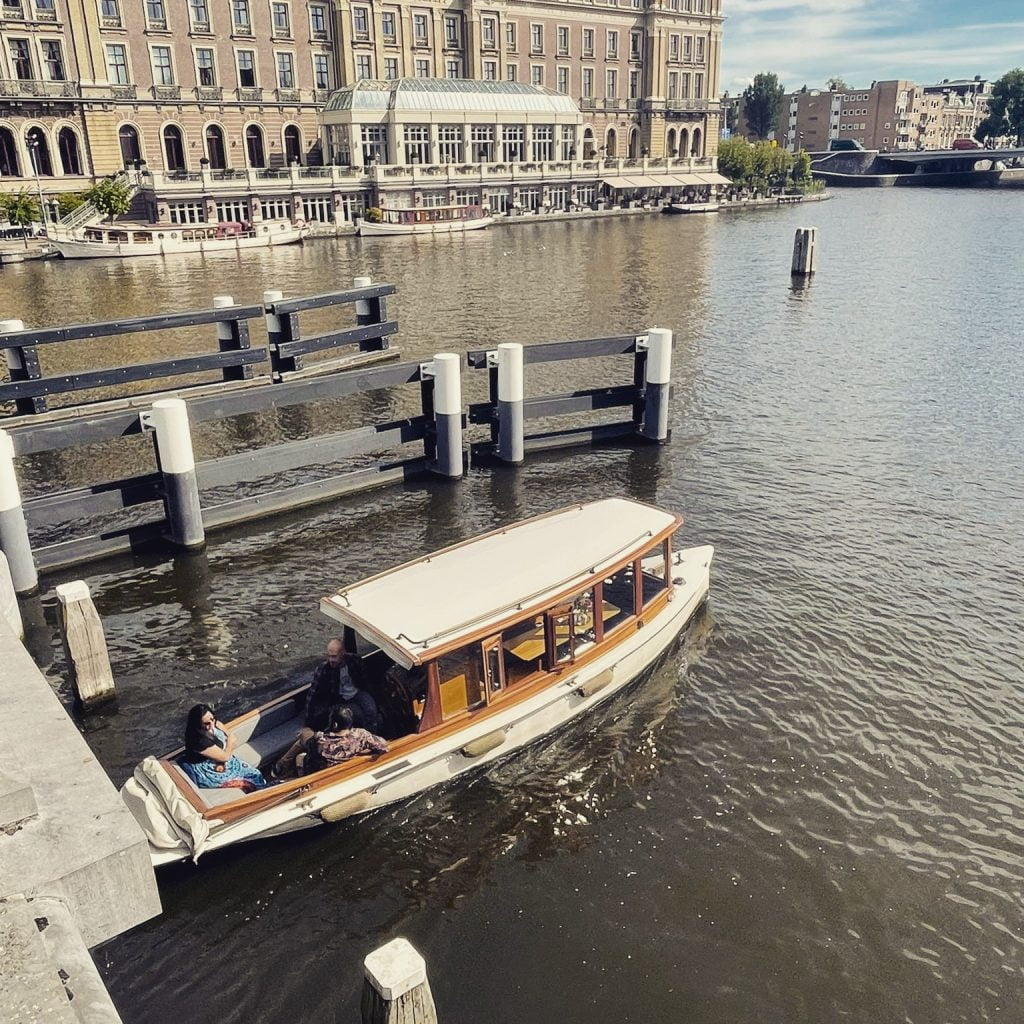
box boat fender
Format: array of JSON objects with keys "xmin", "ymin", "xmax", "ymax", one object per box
[
  {"xmin": 577, "ymin": 668, "xmax": 614, "ymax": 698},
  {"xmin": 320, "ymin": 792, "xmax": 370, "ymax": 823},
  {"xmin": 460, "ymin": 730, "xmax": 506, "ymax": 758}
]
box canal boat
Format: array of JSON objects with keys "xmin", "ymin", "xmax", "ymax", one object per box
[
  {"xmin": 121, "ymin": 498, "xmax": 713, "ymax": 866},
  {"xmin": 52, "ymin": 220, "xmax": 303, "ymax": 259},
  {"xmin": 357, "ymin": 203, "xmax": 493, "ymax": 236},
  {"xmin": 661, "ymin": 202, "xmax": 720, "ymax": 215}
]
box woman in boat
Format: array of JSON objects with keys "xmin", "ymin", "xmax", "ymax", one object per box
[
  {"xmin": 179, "ymin": 704, "xmax": 268, "ymax": 792},
  {"xmin": 302, "ymin": 706, "xmax": 388, "ymax": 774}
]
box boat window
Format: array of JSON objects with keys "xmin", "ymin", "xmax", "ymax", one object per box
[
  {"xmin": 571, "ymin": 588, "xmax": 600, "ymax": 654},
  {"xmin": 548, "ymin": 605, "xmax": 575, "ymax": 665},
  {"xmin": 500, "ymin": 614, "xmax": 545, "ymax": 686},
  {"xmin": 132, "ymin": 232, "xmax": 153, "ymax": 243},
  {"xmin": 602, "ymin": 564, "xmax": 635, "ymax": 632},
  {"xmin": 436, "ymin": 644, "xmax": 485, "ymax": 719},
  {"xmin": 639, "ymin": 541, "xmax": 669, "ymax": 607}
]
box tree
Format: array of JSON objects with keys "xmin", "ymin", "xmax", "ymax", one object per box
[
  {"xmin": 987, "ymin": 69, "xmax": 1024, "ymax": 144},
  {"xmin": 716, "ymin": 137, "xmax": 754, "ymax": 182},
  {"xmin": 0, "ymin": 190, "xmax": 39, "ymax": 248},
  {"xmin": 826, "ymin": 77, "xmax": 851, "ymax": 92},
  {"xmin": 57, "ymin": 192, "xmax": 86, "ymax": 218},
  {"xmin": 791, "ymin": 149, "xmax": 812, "ymax": 185},
  {"xmin": 84, "ymin": 176, "xmax": 133, "ymax": 223},
  {"xmin": 742, "ymin": 72, "xmax": 786, "ymax": 140}
]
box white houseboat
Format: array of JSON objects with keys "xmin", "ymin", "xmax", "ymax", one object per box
[
  {"xmin": 357, "ymin": 204, "xmax": 493, "ymax": 236},
  {"xmin": 52, "ymin": 220, "xmax": 303, "ymax": 259},
  {"xmin": 121, "ymin": 498, "xmax": 713, "ymax": 866}
]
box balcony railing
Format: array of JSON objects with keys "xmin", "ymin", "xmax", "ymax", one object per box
[
  {"xmin": 275, "ymin": 87, "xmax": 301, "ymax": 102},
  {"xmin": 195, "ymin": 86, "xmax": 222, "ymax": 101},
  {"xmin": 101, "ymin": 14, "xmax": 121, "ymax": 26},
  {"xmin": 236, "ymin": 87, "xmax": 262, "ymax": 101},
  {"xmin": 0, "ymin": 77, "xmax": 78, "ymax": 98},
  {"xmin": 151, "ymin": 84, "xmax": 180, "ymax": 100}
]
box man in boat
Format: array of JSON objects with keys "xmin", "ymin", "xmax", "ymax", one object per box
[{"xmin": 272, "ymin": 637, "xmax": 381, "ymax": 778}]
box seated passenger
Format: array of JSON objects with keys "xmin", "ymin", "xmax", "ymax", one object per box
[
  {"xmin": 273, "ymin": 637, "xmax": 382, "ymax": 778},
  {"xmin": 375, "ymin": 662, "xmax": 427, "ymax": 739},
  {"xmin": 179, "ymin": 703, "xmax": 268, "ymax": 793},
  {"xmin": 303, "ymin": 707, "xmax": 389, "ymax": 774}
]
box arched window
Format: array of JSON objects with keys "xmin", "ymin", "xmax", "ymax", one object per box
[
  {"xmin": 25, "ymin": 127, "xmax": 53, "ymax": 176},
  {"xmin": 58, "ymin": 127, "xmax": 82, "ymax": 175},
  {"xmin": 605, "ymin": 128, "xmax": 617, "ymax": 158},
  {"xmin": 628, "ymin": 128, "xmax": 640, "ymax": 159},
  {"xmin": 119, "ymin": 124, "xmax": 142, "ymax": 168},
  {"xmin": 283, "ymin": 125, "xmax": 302, "ymax": 165},
  {"xmin": 245, "ymin": 124, "xmax": 265, "ymax": 168},
  {"xmin": 0, "ymin": 127, "xmax": 20, "ymax": 177},
  {"xmin": 163, "ymin": 124, "xmax": 186, "ymax": 171},
  {"xmin": 205, "ymin": 124, "xmax": 226, "ymax": 169},
  {"xmin": 691, "ymin": 128, "xmax": 703, "ymax": 158},
  {"xmin": 666, "ymin": 128, "xmax": 677, "ymax": 157},
  {"xmin": 678, "ymin": 128, "xmax": 690, "ymax": 159},
  {"xmin": 582, "ymin": 127, "xmax": 595, "ymax": 160}
]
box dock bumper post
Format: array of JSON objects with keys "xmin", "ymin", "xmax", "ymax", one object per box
[
  {"xmin": 264, "ymin": 289, "xmax": 285, "ymax": 380},
  {"xmin": 354, "ymin": 275, "xmax": 373, "ymax": 325},
  {"xmin": 637, "ymin": 328, "xmax": 672, "ymax": 443},
  {"xmin": 56, "ymin": 580, "xmax": 116, "ymax": 709},
  {"xmin": 362, "ymin": 937, "xmax": 438, "ymax": 1024},
  {"xmin": 0, "ymin": 429, "xmax": 37, "ymax": 595},
  {"xmin": 792, "ymin": 226, "xmax": 817, "ymax": 277},
  {"xmin": 494, "ymin": 342, "xmax": 524, "ymax": 463},
  {"xmin": 424, "ymin": 353, "xmax": 464, "ymax": 478},
  {"xmin": 142, "ymin": 398, "xmax": 205, "ymax": 550}
]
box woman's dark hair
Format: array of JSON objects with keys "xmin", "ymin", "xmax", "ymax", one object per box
[
  {"xmin": 185, "ymin": 703, "xmax": 215, "ymax": 750},
  {"xmin": 329, "ymin": 706, "xmax": 354, "ymax": 732}
]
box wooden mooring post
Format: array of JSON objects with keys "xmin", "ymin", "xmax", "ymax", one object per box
[
  {"xmin": 361, "ymin": 938, "xmax": 438, "ymax": 1024},
  {"xmin": 791, "ymin": 227, "xmax": 818, "ymax": 277},
  {"xmin": 56, "ymin": 580, "xmax": 115, "ymax": 709}
]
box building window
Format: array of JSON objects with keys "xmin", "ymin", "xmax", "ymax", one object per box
[
  {"xmin": 245, "ymin": 124, "xmax": 265, "ymax": 166},
  {"xmin": 145, "ymin": 0, "xmax": 166, "ymax": 27},
  {"xmin": 189, "ymin": 0, "xmax": 208, "ymax": 29},
  {"xmin": 438, "ymin": 124, "xmax": 462, "ymax": 162},
  {"xmin": 630, "ymin": 30, "xmax": 642, "ymax": 61},
  {"xmin": 505, "ymin": 22, "xmax": 516, "ymax": 51},
  {"xmin": 381, "ymin": 10, "xmax": 395, "ymax": 41},
  {"xmin": 35, "ymin": 0, "xmax": 55, "ymax": 11},
  {"xmin": 683, "ymin": 35, "xmax": 692, "ymax": 61},
  {"xmin": 629, "ymin": 69, "xmax": 639, "ymax": 99},
  {"xmin": 561, "ymin": 124, "xmax": 574, "ymax": 160},
  {"xmin": 414, "ymin": 58, "xmax": 430, "ymax": 77},
  {"xmin": 151, "ymin": 46, "xmax": 174, "ymax": 85},
  {"xmin": 501, "ymin": 124, "xmax": 525, "ymax": 162},
  {"xmin": 667, "ymin": 71, "xmax": 678, "ymax": 99},
  {"xmin": 168, "ymin": 200, "xmax": 205, "ymax": 223},
  {"xmin": 680, "ymin": 72, "xmax": 690, "ymax": 98},
  {"xmin": 383, "ymin": 57, "xmax": 398, "ymax": 81},
  {"xmin": 531, "ymin": 124, "xmax": 553, "ymax": 161},
  {"xmin": 355, "ymin": 53, "xmax": 372, "ymax": 80},
  {"xmin": 314, "ymin": 53, "xmax": 331, "ymax": 87},
  {"xmin": 360, "ymin": 124, "xmax": 387, "ymax": 164},
  {"xmin": 7, "ymin": 39, "xmax": 29, "ymax": 82},
  {"xmin": 582, "ymin": 67, "xmax": 593, "ymax": 98},
  {"xmin": 276, "ymin": 52, "xmax": 294, "ymax": 88},
  {"xmin": 260, "ymin": 198, "xmax": 291, "ymax": 220},
  {"xmin": 582, "ymin": 28, "xmax": 594, "ymax": 58},
  {"xmin": 272, "ymin": 2, "xmax": 290, "ymax": 36},
  {"xmin": 483, "ymin": 59, "xmax": 496, "ymax": 81},
  {"xmin": 530, "ymin": 64, "xmax": 542, "ymax": 86},
  {"xmin": 237, "ymin": 49, "xmax": 256, "ymax": 87},
  {"xmin": 471, "ymin": 124, "xmax": 493, "ymax": 161},
  {"xmin": 413, "ymin": 13, "xmax": 428, "ymax": 44},
  {"xmin": 530, "ymin": 23, "xmax": 543, "ymax": 54},
  {"xmin": 403, "ymin": 123, "xmax": 429, "ymax": 163},
  {"xmin": 310, "ymin": 3, "xmax": 328, "ymax": 36},
  {"xmin": 694, "ymin": 72, "xmax": 703, "ymax": 98},
  {"xmin": 669, "ymin": 34, "xmax": 679, "ymax": 61},
  {"xmin": 695, "ymin": 37, "xmax": 705, "ymax": 63},
  {"xmin": 42, "ymin": 40, "xmax": 65, "ymax": 81},
  {"xmin": 216, "ymin": 199, "xmax": 248, "ymax": 222},
  {"xmin": 105, "ymin": 43, "xmax": 128, "ymax": 84},
  {"xmin": 101, "ymin": 0, "xmax": 121, "ymax": 23},
  {"xmin": 557, "ymin": 66, "xmax": 568, "ymax": 94},
  {"xmin": 606, "ymin": 30, "xmax": 618, "ymax": 59},
  {"xmin": 506, "ymin": 63, "xmax": 516, "ymax": 82},
  {"xmin": 232, "ymin": 0, "xmax": 250, "ymax": 33},
  {"xmin": 444, "ymin": 14, "xmax": 458, "ymax": 46},
  {"xmin": 605, "ymin": 69, "xmax": 616, "ymax": 99},
  {"xmin": 195, "ymin": 47, "xmax": 215, "ymax": 86},
  {"xmin": 557, "ymin": 25, "xmax": 569, "ymax": 56},
  {"xmin": 446, "ymin": 58, "xmax": 460, "ymax": 79},
  {"xmin": 352, "ymin": 6, "xmax": 368, "ymax": 36},
  {"xmin": 482, "ymin": 17, "xmax": 495, "ymax": 48}
]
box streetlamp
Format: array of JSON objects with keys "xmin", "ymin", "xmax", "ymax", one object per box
[{"xmin": 27, "ymin": 137, "xmax": 47, "ymax": 238}]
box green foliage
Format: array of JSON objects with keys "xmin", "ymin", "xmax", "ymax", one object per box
[
  {"xmin": 791, "ymin": 149, "xmax": 812, "ymax": 184},
  {"xmin": 988, "ymin": 69, "xmax": 1024, "ymax": 144},
  {"xmin": 0, "ymin": 190, "xmax": 39, "ymax": 228},
  {"xmin": 826, "ymin": 77, "xmax": 851, "ymax": 92},
  {"xmin": 742, "ymin": 72, "xmax": 786, "ymax": 139},
  {"xmin": 365, "ymin": 206, "xmax": 383, "ymax": 223},
  {"xmin": 716, "ymin": 138, "xmax": 799, "ymax": 193},
  {"xmin": 717, "ymin": 137, "xmax": 754, "ymax": 181},
  {"xmin": 974, "ymin": 114, "xmax": 1008, "ymax": 143},
  {"xmin": 84, "ymin": 176, "xmax": 133, "ymax": 222},
  {"xmin": 57, "ymin": 192, "xmax": 86, "ymax": 217}
]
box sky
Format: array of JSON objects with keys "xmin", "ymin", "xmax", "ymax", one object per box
[{"xmin": 721, "ymin": 0, "xmax": 1023, "ymax": 94}]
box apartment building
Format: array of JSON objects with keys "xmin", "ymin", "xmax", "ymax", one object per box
[{"xmin": 0, "ymin": 0, "xmax": 723, "ymax": 196}]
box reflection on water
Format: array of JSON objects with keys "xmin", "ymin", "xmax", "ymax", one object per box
[{"xmin": 10, "ymin": 193, "xmax": 1024, "ymax": 1024}]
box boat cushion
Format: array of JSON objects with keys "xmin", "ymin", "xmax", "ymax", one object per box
[
  {"xmin": 169, "ymin": 762, "xmax": 250, "ymax": 809},
  {"xmin": 231, "ymin": 699, "xmax": 299, "ymax": 746},
  {"xmin": 233, "ymin": 718, "xmax": 302, "ymax": 768}
]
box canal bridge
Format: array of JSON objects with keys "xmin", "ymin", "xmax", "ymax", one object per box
[{"xmin": 809, "ymin": 146, "xmax": 1024, "ymax": 186}]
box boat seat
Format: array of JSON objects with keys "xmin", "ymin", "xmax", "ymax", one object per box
[
  {"xmin": 230, "ymin": 699, "xmax": 300, "ymax": 746},
  {"xmin": 234, "ymin": 718, "xmax": 302, "ymax": 769},
  {"xmin": 168, "ymin": 761, "xmax": 252, "ymax": 809}
]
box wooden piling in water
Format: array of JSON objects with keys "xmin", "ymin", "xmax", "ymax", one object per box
[
  {"xmin": 56, "ymin": 580, "xmax": 115, "ymax": 709},
  {"xmin": 791, "ymin": 227, "xmax": 818, "ymax": 277},
  {"xmin": 361, "ymin": 938, "xmax": 438, "ymax": 1024}
]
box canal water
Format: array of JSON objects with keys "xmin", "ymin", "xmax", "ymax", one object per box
[{"xmin": 3, "ymin": 189, "xmax": 1023, "ymax": 1023}]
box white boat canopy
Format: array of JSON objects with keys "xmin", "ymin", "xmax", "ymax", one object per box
[{"xmin": 320, "ymin": 498, "xmax": 681, "ymax": 667}]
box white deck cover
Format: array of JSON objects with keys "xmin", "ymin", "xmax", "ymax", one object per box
[{"xmin": 321, "ymin": 498, "xmax": 679, "ymax": 666}]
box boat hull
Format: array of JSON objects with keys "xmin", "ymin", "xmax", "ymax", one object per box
[
  {"xmin": 144, "ymin": 544, "xmax": 713, "ymax": 866},
  {"xmin": 356, "ymin": 216, "xmax": 492, "ymax": 237},
  {"xmin": 54, "ymin": 224, "xmax": 303, "ymax": 259}
]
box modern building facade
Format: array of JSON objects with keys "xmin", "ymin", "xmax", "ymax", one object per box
[{"xmin": 0, "ymin": 0, "xmax": 723, "ymax": 210}]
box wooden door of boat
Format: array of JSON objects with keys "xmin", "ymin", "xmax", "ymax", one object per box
[{"xmin": 483, "ymin": 635, "xmax": 505, "ymax": 699}]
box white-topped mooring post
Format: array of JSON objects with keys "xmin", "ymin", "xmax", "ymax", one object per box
[
  {"xmin": 142, "ymin": 398, "xmax": 205, "ymax": 549},
  {"xmin": 638, "ymin": 327, "xmax": 672, "ymax": 444},
  {"xmin": 264, "ymin": 288, "xmax": 285, "ymax": 378},
  {"xmin": 496, "ymin": 342, "xmax": 524, "ymax": 464},
  {"xmin": 428, "ymin": 353, "xmax": 463, "ymax": 478},
  {"xmin": 361, "ymin": 938, "xmax": 438, "ymax": 1024},
  {"xmin": 792, "ymin": 226, "xmax": 817, "ymax": 277},
  {"xmin": 0, "ymin": 428, "xmax": 37, "ymax": 595},
  {"xmin": 354, "ymin": 274, "xmax": 373, "ymax": 326},
  {"xmin": 213, "ymin": 294, "xmax": 235, "ymax": 348},
  {"xmin": 0, "ymin": 317, "xmax": 25, "ymax": 380},
  {"xmin": 0, "ymin": 551, "xmax": 24, "ymax": 638},
  {"xmin": 56, "ymin": 580, "xmax": 116, "ymax": 709}
]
